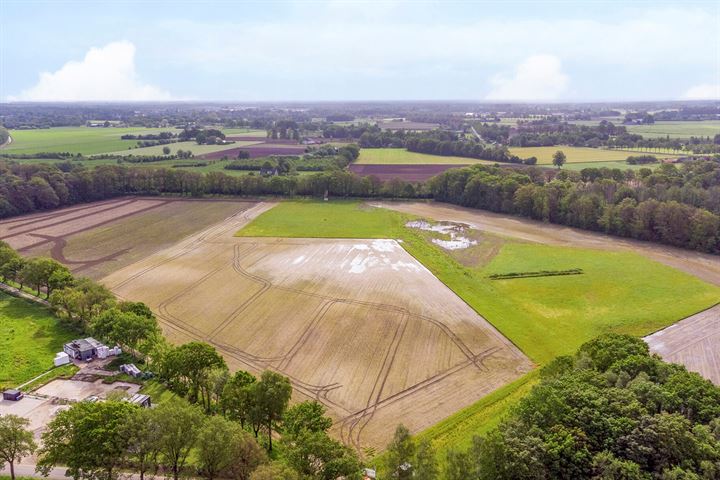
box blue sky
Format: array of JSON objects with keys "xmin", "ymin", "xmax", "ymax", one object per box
[{"xmin": 1, "ymin": 0, "xmax": 718, "ymax": 101}]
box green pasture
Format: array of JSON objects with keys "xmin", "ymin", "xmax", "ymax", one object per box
[
  {"xmin": 356, "ymin": 148, "xmax": 492, "ymax": 165},
  {"xmin": 237, "ymin": 200, "xmax": 408, "ymax": 238},
  {"xmin": 101, "ymin": 139, "xmax": 262, "ymax": 157},
  {"xmin": 0, "ymin": 291, "xmax": 77, "ymax": 388},
  {"xmin": 508, "ymin": 145, "xmax": 676, "ymax": 164},
  {"xmin": 3, "ymin": 126, "xmax": 182, "ymax": 155},
  {"xmin": 626, "ymin": 120, "xmax": 720, "ymax": 139}
]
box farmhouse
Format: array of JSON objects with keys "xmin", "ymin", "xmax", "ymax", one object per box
[{"xmin": 63, "ymin": 337, "xmax": 105, "ymax": 361}]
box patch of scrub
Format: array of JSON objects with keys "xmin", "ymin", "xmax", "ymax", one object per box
[{"xmin": 406, "ymin": 220, "xmax": 477, "ymax": 250}]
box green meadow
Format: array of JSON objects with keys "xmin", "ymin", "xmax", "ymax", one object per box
[
  {"xmin": 0, "ymin": 292, "xmax": 77, "ymax": 388},
  {"xmin": 508, "ymin": 145, "xmax": 676, "ymax": 164},
  {"xmin": 4, "ymin": 126, "xmax": 181, "ymax": 155},
  {"xmin": 356, "ymin": 148, "xmax": 493, "ymax": 165}
]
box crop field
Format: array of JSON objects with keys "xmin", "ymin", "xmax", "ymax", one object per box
[
  {"xmin": 645, "ymin": 304, "xmax": 720, "ymax": 385},
  {"xmin": 356, "ymin": 148, "xmax": 488, "ymax": 165},
  {"xmin": 100, "ymin": 201, "xmax": 532, "ymax": 449},
  {"xmin": 508, "ymin": 146, "xmax": 677, "ymax": 164},
  {"xmin": 560, "ymin": 160, "xmax": 656, "ymax": 171},
  {"xmin": 0, "ymin": 292, "xmax": 76, "ymax": 388},
  {"xmin": 625, "ymin": 120, "xmax": 720, "ymax": 139},
  {"xmin": 2, "ymin": 126, "xmax": 183, "ymax": 155},
  {"xmin": 102, "ymin": 140, "xmax": 263, "ymax": 157},
  {"xmin": 199, "ymin": 143, "xmax": 307, "ymax": 159},
  {"xmin": 349, "ymin": 164, "xmax": 469, "ymax": 182},
  {"xmin": 0, "ymin": 197, "xmax": 253, "ymax": 279}
]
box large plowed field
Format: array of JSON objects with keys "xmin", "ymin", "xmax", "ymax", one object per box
[
  {"xmin": 101, "ymin": 204, "xmax": 532, "ymax": 448},
  {"xmin": 0, "ymin": 197, "xmax": 254, "ymax": 279}
]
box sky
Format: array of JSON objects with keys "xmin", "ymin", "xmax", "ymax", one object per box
[{"xmin": 1, "ymin": 0, "xmax": 719, "ymax": 102}]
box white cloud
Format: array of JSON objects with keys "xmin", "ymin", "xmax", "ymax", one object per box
[
  {"xmin": 485, "ymin": 55, "xmax": 569, "ymax": 101},
  {"xmin": 10, "ymin": 41, "xmax": 172, "ymax": 102},
  {"xmin": 681, "ymin": 84, "xmax": 720, "ymax": 100}
]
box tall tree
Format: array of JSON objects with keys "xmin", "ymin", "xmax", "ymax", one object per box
[
  {"xmin": 222, "ymin": 370, "xmax": 257, "ymax": 428},
  {"xmin": 282, "ymin": 401, "xmax": 333, "ymax": 436},
  {"xmin": 250, "ymin": 370, "xmax": 292, "ymax": 452},
  {"xmin": 153, "ymin": 400, "xmax": 205, "ymax": 480},
  {"xmin": 385, "ymin": 424, "xmax": 416, "ymax": 480},
  {"xmin": 0, "ymin": 414, "xmax": 37, "ymax": 480},
  {"xmin": 197, "ymin": 416, "xmax": 238, "ymax": 480},
  {"xmin": 123, "ymin": 408, "xmax": 161, "ymax": 480},
  {"xmin": 553, "ymin": 150, "xmax": 567, "ymax": 169},
  {"xmin": 36, "ymin": 401, "xmax": 137, "ymax": 480}
]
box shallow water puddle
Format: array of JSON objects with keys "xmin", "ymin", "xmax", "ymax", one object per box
[{"xmin": 406, "ymin": 219, "xmax": 478, "ymax": 250}]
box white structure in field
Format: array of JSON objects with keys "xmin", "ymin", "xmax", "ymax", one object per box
[{"xmin": 53, "ymin": 352, "xmax": 70, "ymax": 367}]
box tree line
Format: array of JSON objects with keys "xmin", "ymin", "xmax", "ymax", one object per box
[
  {"xmin": 427, "ymin": 161, "xmax": 720, "ymax": 253},
  {"xmin": 3, "ymin": 158, "xmax": 720, "ymax": 253}
]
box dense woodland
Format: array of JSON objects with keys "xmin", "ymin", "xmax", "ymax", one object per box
[{"xmin": 435, "ymin": 334, "xmax": 720, "ymax": 480}]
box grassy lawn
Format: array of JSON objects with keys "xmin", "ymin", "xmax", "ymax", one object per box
[
  {"xmin": 237, "ymin": 200, "xmax": 408, "ymax": 238},
  {"xmin": 0, "ymin": 292, "xmax": 77, "ymax": 389},
  {"xmin": 4, "ymin": 127, "xmax": 182, "ymax": 155},
  {"xmin": 508, "ymin": 146, "xmax": 677, "ymax": 164},
  {"xmin": 356, "ymin": 148, "xmax": 492, "ymax": 165}
]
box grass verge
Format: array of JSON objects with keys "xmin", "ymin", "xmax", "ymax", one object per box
[{"xmin": 0, "ymin": 291, "xmax": 77, "ymax": 389}]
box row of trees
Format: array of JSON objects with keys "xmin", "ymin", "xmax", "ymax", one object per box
[
  {"xmin": 428, "ymin": 162, "xmax": 720, "ymax": 253},
  {"xmin": 437, "ymin": 334, "xmax": 720, "ymax": 479},
  {"xmin": 3, "ymin": 158, "xmax": 720, "ymax": 253}
]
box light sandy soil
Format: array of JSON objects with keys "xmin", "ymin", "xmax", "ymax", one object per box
[
  {"xmin": 375, "ymin": 200, "xmax": 720, "ymax": 386},
  {"xmin": 0, "ymin": 378, "xmax": 141, "ymax": 438},
  {"xmin": 644, "ymin": 304, "xmax": 720, "ymax": 385},
  {"xmin": 36, "ymin": 378, "xmax": 141, "ymax": 401},
  {"xmin": 0, "ymin": 197, "xmax": 254, "ymax": 278},
  {"xmin": 101, "ymin": 202, "xmax": 532, "ymax": 449}
]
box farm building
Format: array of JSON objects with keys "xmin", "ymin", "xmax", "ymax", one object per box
[
  {"xmin": 3, "ymin": 389, "xmax": 23, "ymax": 401},
  {"xmin": 54, "ymin": 351, "xmax": 71, "ymax": 367},
  {"xmin": 127, "ymin": 393, "xmax": 151, "ymax": 408},
  {"xmin": 63, "ymin": 337, "xmax": 105, "ymax": 361},
  {"xmin": 120, "ymin": 363, "xmax": 142, "ymax": 378}
]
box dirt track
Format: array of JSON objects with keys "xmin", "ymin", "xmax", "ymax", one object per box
[
  {"xmin": 375, "ymin": 200, "xmax": 720, "ymax": 386},
  {"xmin": 101, "ymin": 202, "xmax": 532, "ymax": 449}
]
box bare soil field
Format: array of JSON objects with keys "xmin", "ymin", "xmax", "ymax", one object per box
[
  {"xmin": 349, "ymin": 164, "xmax": 471, "ymax": 182},
  {"xmin": 0, "ymin": 198, "xmax": 255, "ymax": 279},
  {"xmin": 101, "ymin": 205, "xmax": 532, "ymax": 449},
  {"xmin": 374, "ymin": 200, "xmax": 720, "ymax": 385},
  {"xmin": 644, "ymin": 304, "xmax": 720, "ymax": 385}
]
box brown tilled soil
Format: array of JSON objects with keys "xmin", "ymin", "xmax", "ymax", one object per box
[
  {"xmin": 0, "ymin": 198, "xmax": 256, "ymax": 279},
  {"xmin": 101, "ymin": 208, "xmax": 532, "ymax": 449}
]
